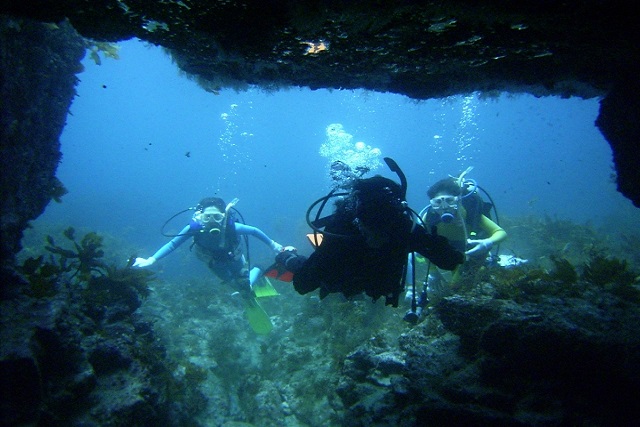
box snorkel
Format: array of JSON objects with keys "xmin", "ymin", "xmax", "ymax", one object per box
[
  {"xmin": 216, "ymin": 197, "xmax": 239, "ymax": 249},
  {"xmin": 384, "ymin": 157, "xmax": 422, "ymax": 232},
  {"xmin": 383, "ymin": 157, "xmax": 407, "ymax": 200},
  {"xmin": 454, "ymin": 166, "xmax": 474, "ymax": 189}
]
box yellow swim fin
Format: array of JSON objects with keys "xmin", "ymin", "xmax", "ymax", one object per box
[
  {"xmin": 243, "ymin": 296, "xmax": 273, "ymax": 334},
  {"xmin": 252, "ymin": 276, "xmax": 279, "ymax": 298}
]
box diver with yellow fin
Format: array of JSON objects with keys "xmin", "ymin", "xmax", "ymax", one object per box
[
  {"xmin": 133, "ymin": 197, "xmax": 284, "ymax": 334},
  {"xmin": 266, "ymin": 158, "xmax": 464, "ymax": 307}
]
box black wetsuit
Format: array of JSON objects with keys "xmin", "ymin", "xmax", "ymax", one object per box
[{"xmin": 285, "ymin": 196, "xmax": 463, "ymax": 307}]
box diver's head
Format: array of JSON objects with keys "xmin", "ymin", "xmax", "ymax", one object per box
[
  {"xmin": 330, "ymin": 160, "xmax": 359, "ymax": 189},
  {"xmin": 191, "ymin": 197, "xmax": 226, "ymax": 233},
  {"xmin": 347, "ymin": 176, "xmax": 408, "ymax": 246},
  {"xmin": 427, "ymin": 178, "xmax": 462, "ymax": 223},
  {"xmin": 197, "ymin": 197, "xmax": 226, "ymax": 212}
]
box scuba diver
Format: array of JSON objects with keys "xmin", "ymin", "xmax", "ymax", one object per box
[
  {"xmin": 133, "ymin": 197, "xmax": 284, "ymax": 334},
  {"xmin": 269, "ymin": 158, "xmax": 464, "ymax": 307},
  {"xmin": 403, "ymin": 168, "xmax": 507, "ymax": 322}
]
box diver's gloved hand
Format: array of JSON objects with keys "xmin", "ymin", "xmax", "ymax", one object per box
[
  {"xmin": 275, "ymin": 248, "xmax": 297, "ymax": 265},
  {"xmin": 275, "ymin": 249, "xmax": 306, "ymax": 274},
  {"xmin": 465, "ymin": 239, "xmax": 493, "ymax": 258},
  {"xmin": 133, "ymin": 256, "xmax": 156, "ymax": 268},
  {"xmin": 270, "ymin": 240, "xmax": 284, "ymax": 253}
]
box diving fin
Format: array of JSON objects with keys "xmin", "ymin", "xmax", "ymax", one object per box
[
  {"xmin": 264, "ymin": 263, "xmax": 294, "ymax": 282},
  {"xmin": 249, "ymin": 266, "xmax": 280, "ymax": 296},
  {"xmin": 243, "ymin": 296, "xmax": 273, "ymax": 334},
  {"xmin": 252, "ymin": 275, "xmax": 279, "ymax": 298}
]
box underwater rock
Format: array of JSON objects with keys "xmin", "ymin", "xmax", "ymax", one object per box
[
  {"xmin": 0, "ymin": 282, "xmax": 199, "ymax": 425},
  {"xmin": 0, "ymin": 356, "xmax": 42, "ymax": 425},
  {"xmin": 596, "ymin": 74, "xmax": 640, "ymax": 208},
  {"xmin": 438, "ymin": 295, "xmax": 640, "ymax": 424},
  {"xmin": 0, "ymin": 293, "xmax": 93, "ymax": 424},
  {"xmin": 338, "ymin": 293, "xmax": 640, "ymax": 426},
  {"xmin": 0, "ymin": 17, "xmax": 85, "ymax": 280},
  {"xmin": 338, "ymin": 345, "xmax": 412, "ymax": 426},
  {"xmin": 1, "ymin": 1, "xmax": 639, "ymax": 210},
  {"xmin": 87, "ymin": 341, "xmax": 133, "ymax": 375}
]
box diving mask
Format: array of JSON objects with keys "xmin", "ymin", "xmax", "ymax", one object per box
[
  {"xmin": 430, "ymin": 195, "xmax": 458, "ymax": 223},
  {"xmin": 199, "ymin": 212, "xmax": 225, "ymax": 224},
  {"xmin": 430, "ymin": 195, "xmax": 458, "ymax": 209},
  {"xmin": 191, "ymin": 209, "xmax": 225, "ymax": 234}
]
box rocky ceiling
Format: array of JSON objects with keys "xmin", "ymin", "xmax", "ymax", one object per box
[{"xmin": 2, "ymin": 0, "xmax": 640, "ymax": 207}]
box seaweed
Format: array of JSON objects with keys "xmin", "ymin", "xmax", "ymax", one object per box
[
  {"xmin": 83, "ymin": 264, "xmax": 155, "ymax": 320},
  {"xmin": 581, "ymin": 249, "xmax": 640, "ymax": 301},
  {"xmin": 443, "ymin": 247, "xmax": 639, "ymax": 305},
  {"xmin": 49, "ymin": 177, "xmax": 68, "ymax": 203},
  {"xmin": 583, "ymin": 252, "xmax": 627, "ymax": 287},
  {"xmin": 84, "ymin": 40, "xmax": 120, "ymax": 65},
  {"xmin": 17, "ymin": 227, "xmax": 155, "ymax": 305},
  {"xmin": 41, "ymin": 226, "xmax": 107, "ymax": 284},
  {"xmin": 16, "ymin": 254, "xmax": 60, "ymax": 298},
  {"xmin": 16, "ymin": 226, "xmax": 100, "ymax": 297},
  {"xmin": 619, "ymin": 233, "xmax": 640, "ymax": 266},
  {"xmin": 549, "ymin": 255, "xmax": 578, "ymax": 285}
]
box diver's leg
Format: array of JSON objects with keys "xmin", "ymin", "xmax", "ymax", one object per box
[
  {"xmin": 426, "ymin": 268, "xmax": 447, "ymax": 295},
  {"xmin": 229, "ymin": 257, "xmax": 253, "ymax": 298}
]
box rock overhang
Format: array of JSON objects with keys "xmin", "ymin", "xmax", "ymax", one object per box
[{"xmin": 1, "ymin": 0, "xmax": 639, "ymax": 206}]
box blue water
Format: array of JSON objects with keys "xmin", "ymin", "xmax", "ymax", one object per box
[{"xmin": 36, "ymin": 39, "xmax": 639, "ymax": 280}]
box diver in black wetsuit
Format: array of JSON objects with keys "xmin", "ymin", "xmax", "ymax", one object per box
[{"xmin": 273, "ymin": 159, "xmax": 464, "ymax": 307}]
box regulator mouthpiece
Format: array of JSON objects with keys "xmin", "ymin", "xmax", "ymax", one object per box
[{"xmin": 440, "ymin": 212, "xmax": 455, "ymax": 223}]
